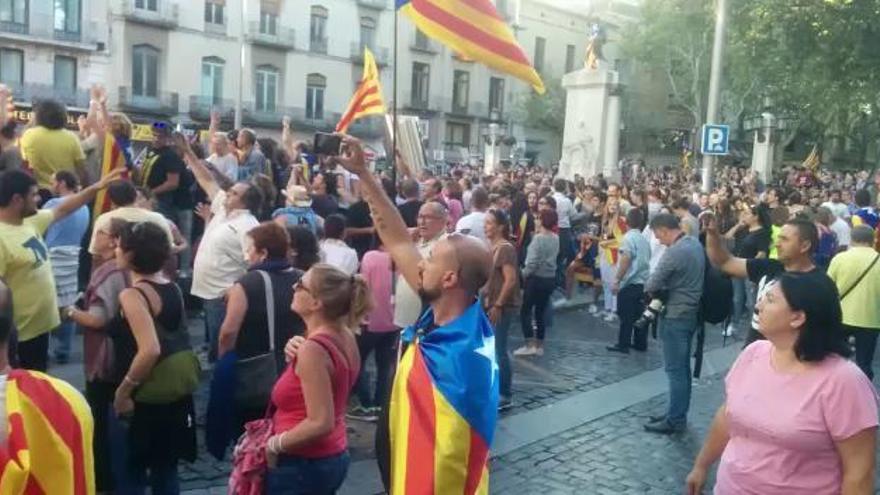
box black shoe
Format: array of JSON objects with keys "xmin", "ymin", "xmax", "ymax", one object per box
[
  {"xmin": 644, "ymin": 420, "xmax": 685, "ymax": 434},
  {"xmin": 606, "ymin": 345, "xmax": 629, "ymax": 354},
  {"xmin": 647, "ymin": 414, "xmax": 666, "ymax": 423},
  {"xmin": 498, "ymin": 396, "xmax": 513, "ymax": 412}
]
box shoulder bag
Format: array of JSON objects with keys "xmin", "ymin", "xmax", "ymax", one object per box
[
  {"xmin": 235, "ymin": 270, "xmax": 280, "ymax": 408},
  {"xmin": 839, "ymin": 253, "xmax": 880, "ymax": 301}
]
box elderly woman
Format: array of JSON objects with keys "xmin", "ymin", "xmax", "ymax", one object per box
[
  {"xmin": 686, "ymin": 273, "xmax": 878, "ymax": 495},
  {"xmin": 264, "ymin": 264, "xmax": 370, "ymax": 494}
]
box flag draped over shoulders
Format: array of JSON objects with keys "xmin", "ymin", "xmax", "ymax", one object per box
[
  {"xmin": 389, "ymin": 300, "xmax": 499, "ymax": 495},
  {"xmin": 0, "ymin": 370, "xmax": 95, "ymax": 495},
  {"xmin": 93, "ymin": 133, "xmax": 132, "ymax": 218},
  {"xmin": 396, "ymin": 0, "xmax": 545, "ymax": 94}
]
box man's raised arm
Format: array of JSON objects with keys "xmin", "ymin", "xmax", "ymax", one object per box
[
  {"xmin": 703, "ymin": 212, "xmax": 748, "ymax": 279},
  {"xmin": 336, "ymin": 136, "xmax": 422, "ymax": 291}
]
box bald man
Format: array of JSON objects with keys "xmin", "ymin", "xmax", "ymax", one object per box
[{"xmin": 337, "ymin": 136, "xmax": 496, "ymax": 492}]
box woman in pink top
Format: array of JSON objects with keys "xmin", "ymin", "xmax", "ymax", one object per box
[
  {"xmin": 348, "ymin": 242, "xmax": 398, "ymax": 421},
  {"xmin": 687, "ymin": 273, "xmax": 878, "ymax": 495},
  {"xmin": 264, "ymin": 264, "xmax": 371, "ymax": 495}
]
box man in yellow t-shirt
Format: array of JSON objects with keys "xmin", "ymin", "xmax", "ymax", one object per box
[
  {"xmin": 828, "ymin": 225, "xmax": 880, "ymax": 381},
  {"xmin": 0, "ymin": 169, "xmax": 120, "ymax": 371},
  {"xmin": 18, "ymin": 100, "xmax": 86, "ymax": 190}
]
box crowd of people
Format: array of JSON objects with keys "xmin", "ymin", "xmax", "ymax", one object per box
[{"xmin": 0, "ymin": 80, "xmax": 877, "ymax": 494}]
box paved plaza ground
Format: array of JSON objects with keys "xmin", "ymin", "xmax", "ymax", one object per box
[{"xmin": 49, "ymin": 298, "xmax": 880, "ymax": 494}]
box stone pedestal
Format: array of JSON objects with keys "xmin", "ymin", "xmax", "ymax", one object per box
[
  {"xmin": 751, "ymin": 112, "xmax": 776, "ymax": 184},
  {"xmin": 559, "ymin": 68, "xmax": 622, "ymax": 181}
]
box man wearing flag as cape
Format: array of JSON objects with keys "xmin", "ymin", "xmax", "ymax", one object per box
[{"xmin": 335, "ymin": 136, "xmax": 499, "ymax": 495}]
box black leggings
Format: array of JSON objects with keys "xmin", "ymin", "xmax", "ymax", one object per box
[{"xmin": 520, "ymin": 276, "xmax": 556, "ymax": 341}]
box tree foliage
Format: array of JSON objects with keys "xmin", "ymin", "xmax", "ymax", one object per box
[{"xmin": 512, "ymin": 75, "xmax": 566, "ymax": 133}]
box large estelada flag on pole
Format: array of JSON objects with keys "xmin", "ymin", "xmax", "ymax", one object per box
[
  {"xmin": 389, "ymin": 301, "xmax": 499, "ymax": 494},
  {"xmin": 93, "ymin": 133, "xmax": 132, "ymax": 218},
  {"xmin": 336, "ymin": 47, "xmax": 387, "ymax": 134},
  {"xmin": 397, "ymin": 0, "xmax": 545, "ymax": 94},
  {"xmin": 0, "ymin": 370, "xmax": 95, "ymax": 494}
]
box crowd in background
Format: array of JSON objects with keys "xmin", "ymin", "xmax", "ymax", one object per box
[{"xmin": 0, "ymin": 82, "xmax": 878, "ymax": 494}]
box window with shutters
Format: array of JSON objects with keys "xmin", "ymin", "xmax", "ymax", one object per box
[
  {"xmin": 306, "ymin": 73, "xmax": 326, "ymax": 119},
  {"xmin": 256, "ymin": 66, "xmax": 278, "ymax": 112},
  {"xmin": 132, "ymin": 44, "xmax": 159, "ymax": 98}
]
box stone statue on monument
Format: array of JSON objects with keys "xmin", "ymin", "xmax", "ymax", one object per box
[
  {"xmin": 584, "ymin": 22, "xmax": 605, "ymax": 70},
  {"xmin": 559, "ymin": 123, "xmax": 595, "ymax": 179}
]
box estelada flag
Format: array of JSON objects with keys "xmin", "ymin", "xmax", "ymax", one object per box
[
  {"xmin": 389, "ymin": 300, "xmax": 499, "ymax": 494},
  {"xmin": 397, "ymin": 0, "xmax": 545, "ymax": 94},
  {"xmin": 336, "ymin": 47, "xmax": 386, "ymax": 134},
  {"xmin": 0, "ymin": 370, "xmax": 95, "ymax": 494},
  {"xmin": 93, "ymin": 133, "xmax": 132, "ymax": 218}
]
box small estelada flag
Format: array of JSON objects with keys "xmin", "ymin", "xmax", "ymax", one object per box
[{"xmin": 336, "ymin": 47, "xmax": 386, "ymax": 134}]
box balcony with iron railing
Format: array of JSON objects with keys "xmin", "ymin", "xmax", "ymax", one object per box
[
  {"xmin": 348, "ymin": 117, "xmax": 385, "ymax": 138},
  {"xmin": 189, "ymin": 95, "xmax": 235, "ymax": 120},
  {"xmin": 401, "ymin": 92, "xmax": 442, "ymax": 113},
  {"xmin": 356, "ymin": 0, "xmax": 388, "ymax": 10},
  {"xmin": 0, "ymin": 15, "xmax": 101, "ymax": 50},
  {"xmin": 410, "ymin": 36, "xmax": 439, "ymax": 54},
  {"xmin": 240, "ymin": 103, "xmax": 341, "ymax": 131},
  {"xmin": 441, "ymin": 97, "xmax": 487, "ymax": 119},
  {"xmin": 309, "ymin": 37, "xmax": 328, "ymax": 54},
  {"xmin": 350, "ymin": 43, "xmax": 389, "ymax": 66},
  {"xmin": 6, "ymin": 82, "xmax": 89, "ymax": 108},
  {"xmin": 118, "ymin": 86, "xmax": 179, "ymax": 116},
  {"xmin": 246, "ymin": 22, "xmax": 296, "ymax": 50},
  {"xmin": 120, "ymin": 0, "xmax": 179, "ymax": 29}
]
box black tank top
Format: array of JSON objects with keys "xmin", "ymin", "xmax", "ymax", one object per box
[{"xmin": 109, "ymin": 280, "xmax": 186, "ymax": 383}]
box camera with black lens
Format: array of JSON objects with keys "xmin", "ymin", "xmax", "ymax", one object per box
[{"xmin": 633, "ymin": 291, "xmax": 668, "ymax": 332}]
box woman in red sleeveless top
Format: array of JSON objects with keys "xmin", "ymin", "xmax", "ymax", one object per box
[{"xmin": 264, "ymin": 263, "xmax": 370, "ymax": 494}]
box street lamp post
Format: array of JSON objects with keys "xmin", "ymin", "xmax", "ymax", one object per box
[
  {"xmin": 234, "ymin": 0, "xmax": 247, "ymax": 129},
  {"xmin": 700, "ymin": 0, "xmax": 728, "ymax": 193}
]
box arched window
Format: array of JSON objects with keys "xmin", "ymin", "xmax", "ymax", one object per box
[
  {"xmin": 310, "ymin": 6, "xmax": 328, "ymax": 53},
  {"xmin": 201, "ymin": 56, "xmax": 225, "ymax": 104},
  {"xmin": 306, "ymin": 73, "xmax": 326, "ymax": 119},
  {"xmin": 256, "ymin": 64, "xmax": 279, "ymax": 112},
  {"xmin": 132, "ymin": 44, "xmax": 159, "ymax": 97}
]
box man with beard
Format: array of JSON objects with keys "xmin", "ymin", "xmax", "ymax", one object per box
[
  {"xmin": 0, "ymin": 168, "xmax": 121, "ymax": 371},
  {"xmin": 334, "ymin": 136, "xmax": 497, "ymax": 493}
]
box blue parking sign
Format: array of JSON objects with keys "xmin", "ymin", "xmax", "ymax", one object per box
[{"xmin": 701, "ymin": 124, "xmax": 730, "ymax": 156}]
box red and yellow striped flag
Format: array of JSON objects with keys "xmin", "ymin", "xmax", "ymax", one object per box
[
  {"xmin": 93, "ymin": 133, "xmax": 132, "ymax": 218},
  {"xmin": 397, "ymin": 0, "xmax": 545, "ymax": 94},
  {"xmin": 336, "ymin": 47, "xmax": 386, "ymax": 134},
  {"xmin": 0, "ymin": 370, "xmax": 95, "ymax": 494}
]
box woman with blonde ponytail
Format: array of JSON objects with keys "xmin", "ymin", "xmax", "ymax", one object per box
[{"xmin": 262, "ymin": 263, "xmax": 370, "ymax": 494}]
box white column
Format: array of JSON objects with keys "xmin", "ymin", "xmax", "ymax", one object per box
[
  {"xmin": 603, "ymin": 92, "xmax": 621, "ymax": 180},
  {"xmin": 484, "ymin": 123, "xmax": 500, "ymax": 175},
  {"xmin": 751, "ymin": 113, "xmax": 776, "ymax": 184}
]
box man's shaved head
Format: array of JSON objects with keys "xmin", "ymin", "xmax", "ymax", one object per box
[{"xmin": 418, "ymin": 234, "xmax": 491, "ymax": 301}]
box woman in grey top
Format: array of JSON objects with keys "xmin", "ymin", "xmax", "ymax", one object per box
[{"xmin": 514, "ymin": 210, "xmax": 560, "ymax": 357}]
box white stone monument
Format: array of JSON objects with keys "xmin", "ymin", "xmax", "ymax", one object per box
[
  {"xmin": 751, "ymin": 112, "xmax": 776, "ymax": 184},
  {"xmin": 559, "ymin": 68, "xmax": 622, "ymax": 181}
]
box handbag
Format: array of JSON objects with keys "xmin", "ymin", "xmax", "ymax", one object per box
[
  {"xmin": 839, "ymin": 252, "xmax": 880, "ymax": 301},
  {"xmin": 235, "ymin": 271, "xmax": 279, "ymax": 408},
  {"xmin": 229, "ymin": 406, "xmax": 275, "ymax": 495}
]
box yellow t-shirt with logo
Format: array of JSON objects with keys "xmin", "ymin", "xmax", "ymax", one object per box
[
  {"xmin": 19, "ymin": 127, "xmax": 86, "ymax": 189},
  {"xmin": 0, "ymin": 211, "xmax": 61, "ymax": 341},
  {"xmin": 828, "ymin": 246, "xmax": 880, "ymax": 329}
]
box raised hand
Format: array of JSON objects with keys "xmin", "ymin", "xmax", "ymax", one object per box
[{"xmin": 335, "ymin": 135, "xmax": 368, "ymax": 176}]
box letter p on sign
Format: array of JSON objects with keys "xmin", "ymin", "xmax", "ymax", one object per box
[{"xmin": 701, "ymin": 124, "xmax": 730, "ymax": 156}]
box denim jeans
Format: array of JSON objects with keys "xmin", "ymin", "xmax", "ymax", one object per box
[
  {"xmin": 616, "ymin": 284, "xmax": 645, "ymax": 350},
  {"xmin": 52, "ymin": 319, "xmax": 76, "ymax": 361},
  {"xmin": 354, "ymin": 331, "xmax": 398, "ymax": 408},
  {"xmin": 494, "ymin": 307, "xmax": 515, "ymax": 398},
  {"xmin": 659, "ymin": 315, "xmax": 698, "ymax": 427},
  {"xmin": 844, "ymin": 325, "xmax": 879, "ymax": 381},
  {"xmin": 108, "ymin": 410, "xmax": 179, "ymax": 495},
  {"xmin": 520, "ymin": 276, "xmax": 556, "ymax": 341},
  {"xmin": 730, "ymin": 277, "xmax": 746, "ymax": 326},
  {"xmin": 266, "ymin": 451, "xmax": 350, "ymax": 494},
  {"xmin": 176, "ymin": 209, "xmax": 194, "ymax": 277},
  {"xmin": 203, "ymin": 297, "xmax": 226, "ymax": 361}
]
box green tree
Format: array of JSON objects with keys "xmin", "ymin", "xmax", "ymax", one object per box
[{"xmin": 512, "ymin": 76, "xmax": 566, "ymax": 133}]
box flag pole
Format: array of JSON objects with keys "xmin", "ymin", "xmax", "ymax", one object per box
[{"xmin": 391, "ymin": 2, "xmax": 399, "ymax": 187}]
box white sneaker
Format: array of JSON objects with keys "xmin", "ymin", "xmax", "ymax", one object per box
[
  {"xmin": 588, "ymin": 304, "xmax": 599, "ymax": 314},
  {"xmin": 604, "ymin": 312, "xmax": 617, "ymax": 322},
  {"xmin": 722, "ymin": 324, "xmax": 735, "ymax": 337},
  {"xmin": 552, "ymin": 298, "xmax": 570, "ymax": 309},
  {"xmin": 513, "ymin": 345, "xmax": 536, "ymax": 356}
]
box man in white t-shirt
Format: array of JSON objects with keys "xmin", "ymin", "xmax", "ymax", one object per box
[
  {"xmin": 822, "ymin": 189, "xmax": 850, "ymax": 221},
  {"xmin": 206, "ymin": 133, "xmax": 239, "ymax": 182},
  {"xmin": 830, "ymin": 212, "xmax": 852, "ymax": 251},
  {"xmin": 455, "ymin": 187, "xmax": 489, "ymax": 242},
  {"xmin": 319, "ymin": 214, "xmax": 359, "ymax": 274},
  {"xmin": 180, "ymin": 139, "xmax": 260, "ymax": 361},
  {"xmin": 393, "ymin": 201, "xmax": 448, "ymax": 328}
]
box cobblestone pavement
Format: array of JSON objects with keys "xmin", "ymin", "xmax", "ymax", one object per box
[
  {"xmin": 177, "ymin": 306, "xmax": 740, "ymax": 491},
  {"xmin": 490, "ymin": 372, "xmax": 880, "ymax": 495}
]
